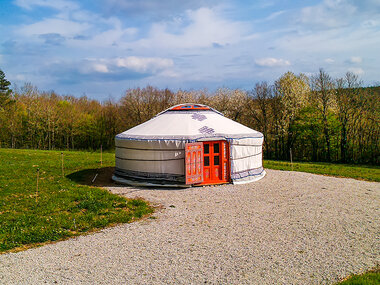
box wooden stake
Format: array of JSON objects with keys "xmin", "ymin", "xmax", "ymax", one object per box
[
  {"xmin": 36, "ymin": 168, "xmax": 39, "ymax": 202},
  {"xmin": 92, "ymin": 173, "xmax": 98, "ymax": 183},
  {"xmin": 61, "ymin": 152, "xmax": 64, "ymax": 177},
  {"xmin": 100, "ymin": 145, "xmax": 103, "ymax": 166},
  {"xmin": 290, "ymin": 148, "xmax": 293, "ymax": 172}
]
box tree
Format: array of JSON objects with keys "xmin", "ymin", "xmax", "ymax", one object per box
[
  {"xmin": 310, "ymin": 69, "xmax": 335, "ymax": 161},
  {"xmin": 335, "ymin": 72, "xmax": 362, "ymax": 162},
  {"xmin": 0, "ymin": 69, "xmax": 12, "ymax": 109},
  {"xmin": 274, "ymin": 71, "xmax": 310, "ymax": 159},
  {"xmin": 212, "ymin": 88, "xmax": 247, "ymax": 122},
  {"xmin": 247, "ymin": 82, "xmax": 272, "ymax": 157}
]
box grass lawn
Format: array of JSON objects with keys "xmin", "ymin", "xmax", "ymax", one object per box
[
  {"xmin": 0, "ymin": 148, "xmax": 153, "ymax": 253},
  {"xmin": 336, "ymin": 268, "xmax": 380, "ymax": 285},
  {"xmin": 1, "ymin": 149, "xmax": 378, "ymax": 254},
  {"xmin": 264, "ymin": 160, "xmax": 380, "ymax": 182}
]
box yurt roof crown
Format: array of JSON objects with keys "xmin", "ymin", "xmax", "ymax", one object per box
[{"xmin": 155, "ymin": 103, "xmax": 223, "ymax": 117}]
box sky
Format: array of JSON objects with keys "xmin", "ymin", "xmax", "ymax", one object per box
[{"xmin": 0, "ymin": 0, "xmax": 379, "ymax": 100}]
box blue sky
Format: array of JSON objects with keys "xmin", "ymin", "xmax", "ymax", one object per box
[{"xmin": 1, "ymin": 0, "xmax": 379, "ymax": 100}]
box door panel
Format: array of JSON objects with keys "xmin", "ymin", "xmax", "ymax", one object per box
[
  {"xmin": 201, "ymin": 141, "xmax": 229, "ymax": 185},
  {"xmin": 185, "ymin": 142, "xmax": 204, "ymax": 184}
]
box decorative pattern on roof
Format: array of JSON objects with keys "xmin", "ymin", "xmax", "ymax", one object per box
[
  {"xmin": 199, "ymin": 126, "xmax": 215, "ymax": 134},
  {"xmin": 191, "ymin": 113, "xmax": 207, "ymax": 121}
]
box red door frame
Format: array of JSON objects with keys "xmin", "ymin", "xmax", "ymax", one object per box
[{"xmin": 200, "ymin": 140, "xmax": 230, "ymax": 185}]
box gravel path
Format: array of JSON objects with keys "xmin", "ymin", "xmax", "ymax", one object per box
[{"xmin": 0, "ymin": 170, "xmax": 379, "ymax": 284}]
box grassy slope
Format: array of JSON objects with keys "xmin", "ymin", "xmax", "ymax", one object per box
[
  {"xmin": 0, "ymin": 148, "xmax": 152, "ymax": 253},
  {"xmin": 264, "ymin": 160, "xmax": 380, "ymax": 182}
]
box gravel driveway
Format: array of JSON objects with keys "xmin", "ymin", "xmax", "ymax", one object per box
[{"xmin": 0, "ymin": 169, "xmax": 379, "ymax": 284}]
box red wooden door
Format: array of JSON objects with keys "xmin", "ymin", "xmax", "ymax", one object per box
[
  {"xmin": 185, "ymin": 142, "xmax": 204, "ymax": 185},
  {"xmin": 202, "ymin": 141, "xmax": 229, "ymax": 184}
]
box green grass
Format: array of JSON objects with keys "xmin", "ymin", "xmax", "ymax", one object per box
[
  {"xmin": 0, "ymin": 148, "xmax": 153, "ymax": 253},
  {"xmin": 264, "ymin": 160, "xmax": 380, "ymax": 182},
  {"xmin": 0, "ymin": 149, "xmax": 377, "ymax": 253},
  {"xmin": 336, "ymin": 268, "xmax": 380, "ymax": 285}
]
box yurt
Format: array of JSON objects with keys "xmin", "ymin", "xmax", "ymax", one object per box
[{"xmin": 113, "ymin": 103, "xmax": 265, "ymax": 187}]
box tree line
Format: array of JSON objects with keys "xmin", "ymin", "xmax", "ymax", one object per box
[{"xmin": 0, "ymin": 69, "xmax": 378, "ymax": 164}]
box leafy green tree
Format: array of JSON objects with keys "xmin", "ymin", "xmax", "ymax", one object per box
[
  {"xmin": 274, "ymin": 71, "xmax": 310, "ymax": 159},
  {"xmin": 0, "ymin": 69, "xmax": 13, "ymax": 109},
  {"xmin": 294, "ymin": 105, "xmax": 323, "ymax": 161}
]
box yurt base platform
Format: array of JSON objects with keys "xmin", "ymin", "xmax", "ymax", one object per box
[
  {"xmin": 112, "ymin": 175, "xmax": 189, "ymax": 188},
  {"xmin": 112, "ymin": 171, "xmax": 266, "ymax": 188}
]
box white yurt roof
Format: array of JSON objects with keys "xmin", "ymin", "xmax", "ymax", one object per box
[{"xmin": 116, "ymin": 103, "xmax": 263, "ymax": 141}]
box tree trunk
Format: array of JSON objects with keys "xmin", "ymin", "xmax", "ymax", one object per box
[
  {"xmin": 322, "ymin": 115, "xmax": 331, "ymax": 161},
  {"xmin": 340, "ymin": 122, "xmax": 347, "ymax": 163}
]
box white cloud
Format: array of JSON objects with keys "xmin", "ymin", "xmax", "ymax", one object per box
[
  {"xmin": 101, "ymin": 0, "xmax": 220, "ymax": 18},
  {"xmin": 14, "ymin": 74, "xmax": 26, "ymax": 81},
  {"xmin": 276, "ymin": 25, "xmax": 380, "ymax": 56},
  {"xmin": 14, "ymin": 0, "xmax": 79, "ymax": 11},
  {"xmin": 362, "ymin": 19, "xmax": 380, "ymax": 28},
  {"xmin": 42, "ymin": 56, "xmax": 175, "ymax": 86},
  {"xmin": 262, "ymin": 10, "xmax": 286, "ymax": 21},
  {"xmin": 5, "ymin": 0, "xmax": 380, "ymax": 95},
  {"xmin": 86, "ymin": 26, "xmax": 138, "ymax": 47},
  {"xmin": 18, "ymin": 18, "xmax": 90, "ymax": 37},
  {"xmin": 299, "ymin": 0, "xmax": 357, "ymax": 29},
  {"xmin": 92, "ymin": 63, "xmax": 109, "ymax": 73},
  {"xmin": 79, "ymin": 56, "xmax": 174, "ymax": 75},
  {"xmin": 134, "ymin": 7, "xmax": 250, "ymax": 49},
  {"xmin": 255, "ymin": 57, "xmax": 291, "ymax": 67},
  {"xmin": 158, "ymin": 69, "xmax": 180, "ymax": 78},
  {"xmin": 349, "ymin": 56, "xmax": 362, "ymax": 63},
  {"xmin": 115, "ymin": 56, "xmax": 173, "ymax": 73},
  {"xmin": 348, "ymin": 67, "xmax": 364, "ymax": 75}
]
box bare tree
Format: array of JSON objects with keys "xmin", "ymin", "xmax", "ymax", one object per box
[{"xmin": 247, "ymin": 82, "xmax": 272, "ymax": 157}]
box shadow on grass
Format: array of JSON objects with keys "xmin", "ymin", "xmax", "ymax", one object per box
[
  {"xmin": 67, "ymin": 167, "xmax": 117, "ymax": 187},
  {"xmin": 66, "ymin": 167, "xmax": 189, "ymax": 191}
]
